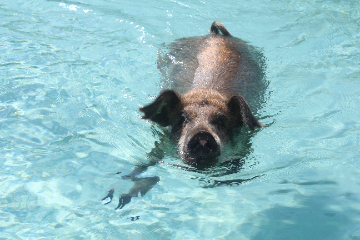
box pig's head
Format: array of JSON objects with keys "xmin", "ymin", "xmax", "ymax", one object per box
[{"xmin": 140, "ymin": 88, "xmax": 262, "ymax": 169}]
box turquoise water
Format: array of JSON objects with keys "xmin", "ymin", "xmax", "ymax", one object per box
[{"xmin": 1, "ymin": 0, "xmax": 360, "ymax": 239}]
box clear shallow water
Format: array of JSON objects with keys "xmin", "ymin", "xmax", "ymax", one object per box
[{"xmin": 1, "ymin": 0, "xmax": 360, "ymax": 239}]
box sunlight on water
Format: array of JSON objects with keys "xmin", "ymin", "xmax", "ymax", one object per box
[{"xmin": 1, "ymin": 0, "xmax": 360, "ymax": 239}]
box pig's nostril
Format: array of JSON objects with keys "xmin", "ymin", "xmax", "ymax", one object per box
[{"xmin": 199, "ymin": 140, "xmax": 207, "ymax": 146}]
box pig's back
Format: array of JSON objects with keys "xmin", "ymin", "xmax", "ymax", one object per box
[{"xmin": 157, "ymin": 30, "xmax": 267, "ymax": 112}]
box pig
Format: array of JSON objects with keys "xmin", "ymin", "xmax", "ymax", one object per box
[{"xmin": 103, "ymin": 21, "xmax": 266, "ymax": 210}]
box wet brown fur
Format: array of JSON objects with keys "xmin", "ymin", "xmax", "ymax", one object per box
[
  {"xmin": 102, "ymin": 21, "xmax": 266, "ymax": 210},
  {"xmin": 140, "ymin": 21, "xmax": 266, "ymax": 169},
  {"xmin": 182, "ymin": 88, "xmax": 228, "ymax": 112}
]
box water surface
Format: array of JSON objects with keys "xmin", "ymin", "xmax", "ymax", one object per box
[{"xmin": 1, "ymin": 0, "xmax": 360, "ymax": 239}]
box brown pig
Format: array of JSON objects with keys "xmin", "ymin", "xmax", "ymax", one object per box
[
  {"xmin": 104, "ymin": 21, "xmax": 266, "ymax": 210},
  {"xmin": 140, "ymin": 21, "xmax": 265, "ymax": 169}
]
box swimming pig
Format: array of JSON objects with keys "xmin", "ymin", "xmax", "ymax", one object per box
[
  {"xmin": 103, "ymin": 21, "xmax": 266, "ymax": 209},
  {"xmin": 140, "ymin": 21, "xmax": 264, "ymax": 169}
]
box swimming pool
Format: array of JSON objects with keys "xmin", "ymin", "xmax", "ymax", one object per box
[{"xmin": 1, "ymin": 0, "xmax": 360, "ymax": 239}]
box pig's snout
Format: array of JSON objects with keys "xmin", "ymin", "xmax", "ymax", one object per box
[{"xmin": 187, "ymin": 132, "xmax": 220, "ymax": 158}]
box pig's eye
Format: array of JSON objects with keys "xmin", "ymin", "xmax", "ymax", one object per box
[
  {"xmin": 171, "ymin": 113, "xmax": 188, "ymax": 133},
  {"xmin": 211, "ymin": 115, "xmax": 227, "ymax": 128},
  {"xmin": 178, "ymin": 113, "xmax": 189, "ymax": 125}
]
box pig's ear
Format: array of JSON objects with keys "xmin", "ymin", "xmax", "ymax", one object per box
[
  {"xmin": 227, "ymin": 95, "xmax": 263, "ymax": 130},
  {"xmin": 139, "ymin": 90, "xmax": 181, "ymax": 127}
]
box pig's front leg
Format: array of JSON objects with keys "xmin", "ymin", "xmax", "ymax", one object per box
[{"xmin": 115, "ymin": 175, "xmax": 160, "ymax": 210}]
